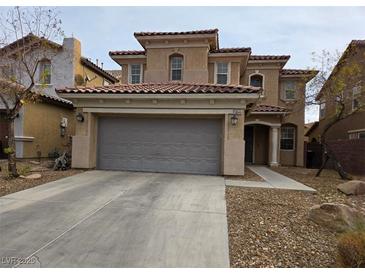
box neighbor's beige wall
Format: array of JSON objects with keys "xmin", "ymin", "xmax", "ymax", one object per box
[{"xmin": 22, "ymin": 102, "xmax": 75, "ymax": 158}]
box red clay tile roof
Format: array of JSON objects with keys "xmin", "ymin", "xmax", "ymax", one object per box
[
  {"xmin": 249, "ymin": 55, "xmax": 290, "ymax": 61},
  {"xmin": 56, "ymin": 83, "xmax": 261, "ymax": 95},
  {"xmin": 80, "ymin": 57, "xmax": 119, "ymax": 83},
  {"xmin": 134, "ymin": 29, "xmax": 218, "ymax": 37},
  {"xmin": 210, "ymin": 47, "xmax": 251, "ymax": 54},
  {"xmin": 252, "ymin": 104, "xmax": 288, "ymax": 113},
  {"xmin": 109, "ymin": 50, "xmax": 146, "ymax": 56},
  {"xmin": 281, "ymin": 69, "xmax": 319, "ymax": 76}
]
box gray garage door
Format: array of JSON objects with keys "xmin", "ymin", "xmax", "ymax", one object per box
[{"xmin": 97, "ymin": 117, "xmax": 222, "ymax": 175}]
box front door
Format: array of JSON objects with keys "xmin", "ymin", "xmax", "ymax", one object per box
[{"xmin": 244, "ymin": 125, "xmax": 254, "ymax": 163}]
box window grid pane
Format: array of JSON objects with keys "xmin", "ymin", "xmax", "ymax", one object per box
[
  {"xmin": 171, "ymin": 57, "xmax": 183, "ymax": 69},
  {"xmin": 130, "ymin": 64, "xmax": 141, "ymax": 83},
  {"xmin": 40, "ymin": 61, "xmax": 51, "ymax": 84},
  {"xmin": 250, "ymin": 75, "xmax": 263, "ymax": 88},
  {"xmin": 217, "ymin": 74, "xmax": 228, "ymax": 84},
  {"xmin": 171, "ymin": 70, "xmax": 182, "ymax": 81},
  {"xmin": 285, "ymin": 90, "xmax": 295, "ymax": 99},
  {"xmin": 280, "ymin": 127, "xmax": 295, "ymax": 150},
  {"xmin": 217, "ymin": 63, "xmax": 228, "ymax": 74}
]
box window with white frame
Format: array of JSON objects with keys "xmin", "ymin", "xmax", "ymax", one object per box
[
  {"xmin": 38, "ymin": 59, "xmax": 51, "ymax": 84},
  {"xmin": 170, "ymin": 55, "xmax": 183, "ymax": 81},
  {"xmin": 129, "ymin": 64, "xmax": 142, "ymax": 84},
  {"xmin": 348, "ymin": 129, "xmax": 365, "ymax": 139},
  {"xmin": 319, "ymin": 101, "xmax": 326, "ymax": 119},
  {"xmin": 280, "ymin": 125, "xmax": 296, "ymax": 150},
  {"xmin": 352, "ymin": 85, "xmax": 361, "ymax": 111},
  {"xmin": 216, "ymin": 62, "xmax": 229, "ymax": 84},
  {"xmin": 284, "ymin": 81, "xmax": 296, "ymax": 100},
  {"xmin": 249, "ymin": 74, "xmax": 264, "ymax": 88}
]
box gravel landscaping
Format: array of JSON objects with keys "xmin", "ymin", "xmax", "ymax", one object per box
[
  {"xmin": 227, "ymin": 166, "xmax": 365, "ymax": 268},
  {"xmin": 0, "ymin": 160, "xmax": 83, "ymax": 197},
  {"xmin": 225, "ymin": 167, "xmax": 265, "ymax": 182}
]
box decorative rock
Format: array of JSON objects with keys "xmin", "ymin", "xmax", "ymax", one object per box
[
  {"xmin": 25, "ymin": 173, "xmax": 42, "ymax": 180},
  {"xmin": 308, "ymin": 203, "xmax": 365, "ymax": 232},
  {"xmin": 337, "ymin": 180, "xmax": 365, "ymax": 195}
]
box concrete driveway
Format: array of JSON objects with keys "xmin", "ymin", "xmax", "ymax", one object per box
[{"xmin": 0, "ymin": 171, "xmax": 229, "ymax": 267}]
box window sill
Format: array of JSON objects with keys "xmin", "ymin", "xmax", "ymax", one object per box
[{"xmin": 35, "ymin": 83, "xmax": 53, "ymax": 87}]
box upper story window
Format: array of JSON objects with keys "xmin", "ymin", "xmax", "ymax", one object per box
[
  {"xmin": 249, "ymin": 74, "xmax": 264, "ymax": 88},
  {"xmin": 319, "ymin": 100, "xmax": 326, "ymax": 119},
  {"xmin": 349, "ymin": 129, "xmax": 365, "ymax": 140},
  {"xmin": 280, "ymin": 125, "xmax": 296, "ymax": 150},
  {"xmin": 216, "ymin": 62, "xmax": 229, "ymax": 84},
  {"xmin": 170, "ymin": 55, "xmax": 183, "ymax": 81},
  {"xmin": 38, "ymin": 59, "xmax": 51, "ymax": 85},
  {"xmin": 129, "ymin": 64, "xmax": 143, "ymax": 84},
  {"xmin": 352, "ymin": 85, "xmax": 361, "ymax": 111},
  {"xmin": 284, "ymin": 81, "xmax": 296, "ymax": 100}
]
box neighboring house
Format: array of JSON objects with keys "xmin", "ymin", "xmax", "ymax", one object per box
[
  {"xmin": 307, "ymin": 40, "xmax": 365, "ymax": 142},
  {"xmin": 304, "ymin": 121, "xmax": 319, "ymax": 143},
  {"xmin": 106, "ymin": 69, "xmax": 123, "ymax": 82},
  {"xmin": 0, "ymin": 34, "xmax": 118, "ymax": 159},
  {"xmin": 57, "ymin": 29, "xmax": 316, "ymax": 176}
]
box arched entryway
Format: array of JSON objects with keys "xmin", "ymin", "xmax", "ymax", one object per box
[{"xmin": 244, "ymin": 121, "xmax": 280, "ymax": 166}]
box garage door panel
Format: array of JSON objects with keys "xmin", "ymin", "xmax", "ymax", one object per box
[{"xmin": 97, "ymin": 117, "xmax": 221, "ymax": 175}]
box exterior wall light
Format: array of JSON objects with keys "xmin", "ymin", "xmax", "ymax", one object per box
[
  {"xmin": 230, "ymin": 110, "xmax": 240, "ymax": 126},
  {"xmin": 76, "ymin": 113, "xmax": 85, "ymax": 122}
]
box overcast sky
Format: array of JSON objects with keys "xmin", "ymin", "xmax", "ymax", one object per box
[{"xmin": 1, "ymin": 6, "xmax": 365, "ymax": 122}]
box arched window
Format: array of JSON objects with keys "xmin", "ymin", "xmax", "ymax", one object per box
[
  {"xmin": 38, "ymin": 59, "xmax": 51, "ymax": 84},
  {"xmin": 170, "ymin": 54, "xmax": 183, "ymax": 81},
  {"xmin": 280, "ymin": 124, "xmax": 296, "ymax": 150},
  {"xmin": 249, "ymin": 74, "xmax": 264, "ymax": 88}
]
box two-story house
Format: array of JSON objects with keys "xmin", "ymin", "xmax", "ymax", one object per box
[
  {"xmin": 0, "ymin": 33, "xmax": 118, "ymax": 159},
  {"xmin": 57, "ymin": 29, "xmax": 316, "ymax": 176},
  {"xmin": 306, "ymin": 40, "xmax": 365, "ymax": 142}
]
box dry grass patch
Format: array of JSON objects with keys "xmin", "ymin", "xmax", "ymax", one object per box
[{"xmin": 0, "ymin": 160, "xmax": 83, "ymax": 197}]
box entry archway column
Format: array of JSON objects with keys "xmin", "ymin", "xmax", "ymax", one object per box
[{"xmin": 269, "ymin": 125, "xmax": 280, "ymax": 167}]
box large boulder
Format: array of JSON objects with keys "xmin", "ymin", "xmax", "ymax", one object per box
[
  {"xmin": 309, "ymin": 203, "xmax": 365, "ymax": 232},
  {"xmin": 337, "ymin": 180, "xmax": 365, "ymax": 195}
]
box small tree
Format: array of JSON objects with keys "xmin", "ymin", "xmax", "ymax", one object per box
[
  {"xmin": 0, "ymin": 7, "xmax": 63, "ymax": 177},
  {"xmin": 307, "ymin": 45, "xmax": 365, "ymax": 179}
]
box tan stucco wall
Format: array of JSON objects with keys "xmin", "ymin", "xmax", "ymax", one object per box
[
  {"xmin": 144, "ymin": 47, "xmax": 209, "ymax": 83},
  {"xmin": 223, "ymin": 112, "xmax": 245, "ymax": 175},
  {"xmin": 22, "ymin": 102, "xmax": 75, "ymax": 158}
]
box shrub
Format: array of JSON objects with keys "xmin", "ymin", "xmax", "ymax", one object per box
[
  {"xmin": 18, "ymin": 165, "xmax": 31, "ymax": 176},
  {"xmin": 337, "ymin": 228, "xmax": 365, "ymax": 267}
]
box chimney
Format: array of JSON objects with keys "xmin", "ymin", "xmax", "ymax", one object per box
[
  {"xmin": 101, "ymin": 62, "xmax": 104, "ymax": 69},
  {"xmin": 96, "ymin": 59, "xmax": 99, "ymax": 66}
]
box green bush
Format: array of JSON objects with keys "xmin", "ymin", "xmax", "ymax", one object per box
[
  {"xmin": 337, "ymin": 228, "xmax": 365, "ymax": 267},
  {"xmin": 18, "ymin": 165, "xmax": 31, "ymax": 176}
]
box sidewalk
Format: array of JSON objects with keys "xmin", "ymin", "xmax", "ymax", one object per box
[{"xmin": 225, "ymin": 165, "xmax": 316, "ymax": 192}]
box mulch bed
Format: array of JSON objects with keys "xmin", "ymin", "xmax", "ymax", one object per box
[
  {"xmin": 0, "ymin": 160, "xmax": 83, "ymax": 197},
  {"xmin": 227, "ymin": 166, "xmax": 365, "ymax": 267}
]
